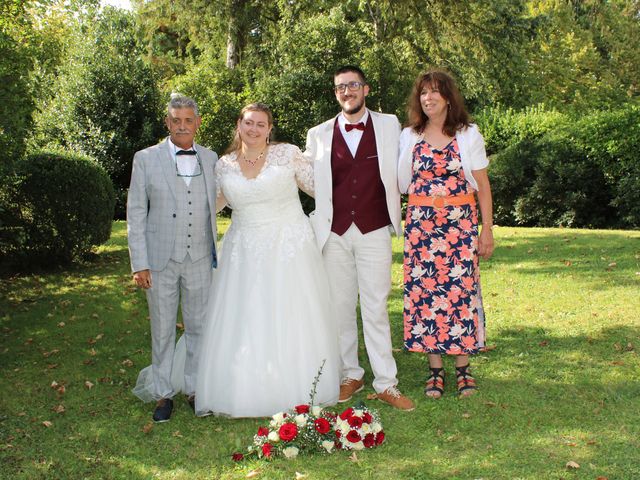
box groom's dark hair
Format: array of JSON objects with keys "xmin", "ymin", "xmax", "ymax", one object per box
[{"xmin": 334, "ymin": 65, "xmax": 367, "ymax": 84}]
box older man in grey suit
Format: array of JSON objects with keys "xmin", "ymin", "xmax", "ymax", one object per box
[{"xmin": 127, "ymin": 94, "xmax": 218, "ymax": 422}]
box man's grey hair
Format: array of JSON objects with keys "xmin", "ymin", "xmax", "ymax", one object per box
[{"xmin": 167, "ymin": 93, "xmax": 199, "ymax": 116}]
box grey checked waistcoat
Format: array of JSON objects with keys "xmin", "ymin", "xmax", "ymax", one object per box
[{"xmin": 170, "ymin": 172, "xmax": 213, "ymax": 263}]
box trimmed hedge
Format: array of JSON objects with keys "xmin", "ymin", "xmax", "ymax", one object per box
[
  {"xmin": 480, "ymin": 103, "xmax": 640, "ymax": 228},
  {"xmin": 0, "ymin": 150, "xmax": 115, "ymax": 270}
]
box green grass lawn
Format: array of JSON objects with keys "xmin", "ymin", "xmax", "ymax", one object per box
[{"xmin": 1, "ymin": 222, "xmax": 639, "ymax": 479}]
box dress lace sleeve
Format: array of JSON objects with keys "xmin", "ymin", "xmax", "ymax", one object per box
[
  {"xmin": 292, "ymin": 145, "xmax": 314, "ymax": 197},
  {"xmin": 214, "ymin": 156, "xmax": 229, "ymax": 212}
]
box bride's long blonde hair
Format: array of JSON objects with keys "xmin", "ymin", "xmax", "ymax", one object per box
[{"xmin": 225, "ymin": 103, "xmax": 276, "ymax": 154}]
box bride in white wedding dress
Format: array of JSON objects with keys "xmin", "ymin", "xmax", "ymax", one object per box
[{"xmin": 135, "ymin": 103, "xmax": 340, "ymax": 417}]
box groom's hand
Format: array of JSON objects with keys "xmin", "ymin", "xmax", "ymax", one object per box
[{"xmin": 133, "ymin": 269, "xmax": 152, "ymax": 289}]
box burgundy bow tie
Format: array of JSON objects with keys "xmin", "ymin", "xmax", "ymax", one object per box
[
  {"xmin": 176, "ymin": 149, "xmax": 196, "ymax": 156},
  {"xmin": 345, "ymin": 122, "xmax": 365, "ymax": 132}
]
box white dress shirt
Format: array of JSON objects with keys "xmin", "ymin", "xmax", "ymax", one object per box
[
  {"xmin": 168, "ymin": 138, "xmax": 198, "ymax": 186},
  {"xmin": 337, "ymin": 110, "xmax": 370, "ymax": 158}
]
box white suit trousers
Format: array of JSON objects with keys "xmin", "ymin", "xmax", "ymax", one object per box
[
  {"xmin": 146, "ymin": 254, "xmax": 212, "ymax": 400},
  {"xmin": 322, "ymin": 224, "xmax": 398, "ymax": 393}
]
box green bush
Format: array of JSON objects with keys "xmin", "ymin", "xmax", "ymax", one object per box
[
  {"xmin": 513, "ymin": 137, "xmax": 614, "ymax": 228},
  {"xmin": 0, "ymin": 151, "xmax": 115, "ymax": 270}
]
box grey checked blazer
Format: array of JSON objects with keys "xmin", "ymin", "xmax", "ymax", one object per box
[{"xmin": 127, "ymin": 138, "xmax": 218, "ymax": 273}]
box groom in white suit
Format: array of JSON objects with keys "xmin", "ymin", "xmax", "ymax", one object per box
[
  {"xmin": 127, "ymin": 94, "xmax": 218, "ymax": 422},
  {"xmin": 305, "ymin": 66, "xmax": 414, "ymax": 411}
]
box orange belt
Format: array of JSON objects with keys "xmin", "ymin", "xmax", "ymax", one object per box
[{"xmin": 408, "ymin": 193, "xmax": 476, "ymax": 208}]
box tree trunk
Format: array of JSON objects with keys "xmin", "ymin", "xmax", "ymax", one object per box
[{"xmin": 226, "ymin": 0, "xmax": 247, "ymax": 69}]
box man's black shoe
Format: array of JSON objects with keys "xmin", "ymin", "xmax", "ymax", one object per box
[{"xmin": 153, "ymin": 398, "xmax": 173, "ymax": 422}]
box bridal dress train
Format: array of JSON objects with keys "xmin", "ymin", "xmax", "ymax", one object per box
[{"xmin": 133, "ymin": 143, "xmax": 340, "ymax": 417}]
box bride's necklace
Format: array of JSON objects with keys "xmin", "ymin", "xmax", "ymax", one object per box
[{"xmin": 242, "ymin": 147, "xmax": 267, "ymax": 166}]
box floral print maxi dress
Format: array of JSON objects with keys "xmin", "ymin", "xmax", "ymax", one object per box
[{"xmin": 403, "ymin": 138, "xmax": 486, "ymax": 355}]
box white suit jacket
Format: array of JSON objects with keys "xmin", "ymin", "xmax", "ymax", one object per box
[
  {"xmin": 126, "ymin": 138, "xmax": 218, "ymax": 273},
  {"xmin": 305, "ymin": 110, "xmax": 402, "ymax": 250}
]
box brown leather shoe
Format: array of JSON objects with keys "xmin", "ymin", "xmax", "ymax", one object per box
[
  {"xmin": 376, "ymin": 386, "xmax": 415, "ymax": 411},
  {"xmin": 338, "ymin": 377, "xmax": 365, "ymax": 403}
]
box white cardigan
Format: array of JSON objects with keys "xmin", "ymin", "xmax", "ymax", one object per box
[{"xmin": 397, "ymin": 124, "xmax": 489, "ymax": 194}]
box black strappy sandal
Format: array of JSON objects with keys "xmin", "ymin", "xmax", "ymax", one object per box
[
  {"xmin": 455, "ymin": 364, "xmax": 477, "ymax": 397},
  {"xmin": 424, "ymin": 367, "xmax": 445, "ymax": 399}
]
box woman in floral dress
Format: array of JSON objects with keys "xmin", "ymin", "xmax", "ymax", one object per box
[{"xmin": 398, "ymin": 71, "xmax": 495, "ymax": 398}]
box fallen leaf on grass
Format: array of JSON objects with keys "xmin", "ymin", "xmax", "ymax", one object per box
[
  {"xmin": 461, "ymin": 413, "xmax": 471, "ymax": 418},
  {"xmin": 480, "ymin": 344, "xmax": 496, "ymax": 352},
  {"xmin": 50, "ymin": 381, "xmax": 59, "ymax": 389},
  {"xmin": 484, "ymin": 401, "xmax": 497, "ymax": 407},
  {"xmin": 89, "ymin": 348, "xmax": 97, "ymax": 356},
  {"xmin": 42, "ymin": 349, "xmax": 60, "ymax": 358},
  {"xmin": 586, "ymin": 440, "xmax": 597, "ymax": 446},
  {"xmin": 53, "ymin": 404, "xmax": 65, "ymax": 414},
  {"xmin": 566, "ymin": 461, "xmax": 580, "ymax": 469},
  {"xmin": 95, "ymin": 333, "xmax": 104, "ymax": 340},
  {"xmin": 611, "ymin": 361, "xmax": 625, "ymax": 366},
  {"xmin": 348, "ymin": 452, "xmax": 360, "ymax": 463},
  {"xmin": 539, "ymin": 341, "xmax": 549, "ymax": 347},
  {"xmin": 84, "ymin": 381, "xmax": 94, "ymax": 390},
  {"xmin": 122, "ymin": 359, "xmax": 134, "ymax": 367},
  {"xmin": 564, "ymin": 260, "xmax": 572, "ymax": 266},
  {"xmin": 42, "ymin": 421, "xmax": 53, "ymax": 428},
  {"xmin": 392, "ymin": 348, "xmax": 402, "ymax": 352},
  {"xmin": 47, "ymin": 363, "xmax": 59, "ymax": 369},
  {"xmin": 142, "ymin": 422, "xmax": 154, "ymax": 434},
  {"xmin": 246, "ymin": 470, "xmax": 260, "ymax": 478},
  {"xmin": 295, "ymin": 473, "xmax": 307, "ymax": 479},
  {"xmin": 565, "ymin": 442, "xmax": 577, "ymax": 447},
  {"xmin": 57, "ymin": 322, "xmax": 65, "ymax": 328},
  {"xmin": 56, "ymin": 385, "xmax": 66, "ymax": 395},
  {"xmin": 366, "ymin": 393, "xmax": 377, "ymax": 400},
  {"xmin": 172, "ymin": 431, "xmax": 183, "ymax": 438}
]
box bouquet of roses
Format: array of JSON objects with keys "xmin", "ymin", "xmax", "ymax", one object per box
[
  {"xmin": 232, "ymin": 404, "xmax": 338, "ymax": 461},
  {"xmin": 231, "ymin": 363, "xmax": 385, "ymax": 461},
  {"xmin": 334, "ymin": 404, "xmax": 385, "ymax": 450}
]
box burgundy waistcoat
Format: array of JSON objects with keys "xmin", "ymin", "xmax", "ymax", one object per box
[{"xmin": 331, "ymin": 118, "xmax": 391, "ymax": 236}]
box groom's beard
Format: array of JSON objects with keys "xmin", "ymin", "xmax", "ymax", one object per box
[{"xmin": 342, "ymin": 98, "xmax": 365, "ymax": 116}]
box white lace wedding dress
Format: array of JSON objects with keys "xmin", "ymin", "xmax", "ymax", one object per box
[{"xmin": 195, "ymin": 143, "xmax": 340, "ymax": 417}]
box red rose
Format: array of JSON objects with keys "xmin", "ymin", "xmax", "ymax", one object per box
[
  {"xmin": 363, "ymin": 433, "xmax": 375, "ymax": 448},
  {"xmin": 314, "ymin": 417, "xmax": 331, "ymax": 434},
  {"xmin": 348, "ymin": 416, "xmax": 363, "ymax": 428},
  {"xmin": 375, "ymin": 431, "xmax": 385, "ymax": 445},
  {"xmin": 257, "ymin": 427, "xmax": 269, "ymax": 437},
  {"xmin": 231, "ymin": 452, "xmax": 244, "ymax": 461},
  {"xmin": 346, "ymin": 430, "xmax": 361, "ymax": 443},
  {"xmin": 262, "ymin": 443, "xmax": 272, "ymax": 458},
  {"xmin": 294, "ymin": 404, "xmax": 310, "ymax": 414},
  {"xmin": 279, "ymin": 423, "xmax": 298, "ymax": 442},
  {"xmin": 335, "ymin": 439, "xmax": 342, "ymax": 449},
  {"xmin": 339, "ymin": 407, "xmax": 354, "ymax": 420},
  {"xmin": 362, "ymin": 412, "xmax": 373, "ymax": 423},
  {"xmin": 335, "ymin": 429, "xmax": 341, "ymax": 438}
]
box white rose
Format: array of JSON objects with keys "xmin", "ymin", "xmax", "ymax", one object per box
[
  {"xmin": 267, "ymin": 431, "xmax": 280, "ymax": 442},
  {"xmin": 270, "ymin": 412, "xmax": 286, "ymax": 426},
  {"xmin": 283, "ymin": 446, "xmax": 299, "ymax": 458},
  {"xmin": 371, "ymin": 422, "xmax": 382, "ymax": 433},
  {"xmin": 361, "ymin": 423, "xmax": 371, "ymax": 434},
  {"xmin": 353, "ymin": 409, "xmax": 364, "ymax": 417},
  {"xmin": 352, "ymin": 441, "xmax": 365, "ymax": 451},
  {"xmin": 336, "ymin": 419, "xmax": 349, "ymax": 431},
  {"xmin": 311, "ymin": 406, "xmax": 323, "ymax": 417},
  {"xmin": 322, "ymin": 440, "xmax": 335, "ymax": 453},
  {"xmin": 295, "ymin": 414, "xmax": 307, "ymax": 426}
]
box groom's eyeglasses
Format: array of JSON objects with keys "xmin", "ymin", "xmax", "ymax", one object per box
[{"xmin": 334, "ymin": 81, "xmax": 366, "ymax": 93}]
